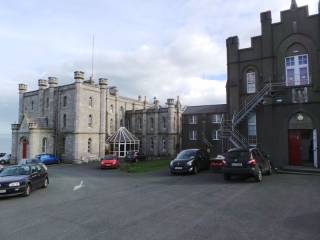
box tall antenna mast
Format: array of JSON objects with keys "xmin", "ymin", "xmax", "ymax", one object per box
[{"xmin": 91, "ymin": 34, "xmax": 95, "ymax": 81}]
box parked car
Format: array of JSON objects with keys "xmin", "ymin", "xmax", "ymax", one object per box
[
  {"xmin": 223, "ymin": 148, "xmax": 272, "ymax": 182},
  {"xmin": 124, "ymin": 151, "xmax": 146, "ymax": 163},
  {"xmin": 33, "ymin": 154, "xmax": 60, "ymax": 165},
  {"xmin": 211, "ymin": 155, "xmax": 225, "ymax": 171},
  {"xmin": 0, "ymin": 163, "xmax": 49, "ymax": 197},
  {"xmin": 0, "ymin": 153, "xmax": 11, "ymax": 165},
  {"xmin": 169, "ymin": 149, "xmax": 210, "ymax": 175},
  {"xmin": 100, "ymin": 155, "xmax": 120, "ymax": 169}
]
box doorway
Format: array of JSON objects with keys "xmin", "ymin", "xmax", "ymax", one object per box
[
  {"xmin": 288, "ymin": 130, "xmax": 313, "ymax": 166},
  {"xmin": 21, "ymin": 139, "xmax": 28, "ymax": 159}
]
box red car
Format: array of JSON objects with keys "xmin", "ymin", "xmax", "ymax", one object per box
[
  {"xmin": 100, "ymin": 155, "xmax": 120, "ymax": 169},
  {"xmin": 211, "ymin": 155, "xmax": 225, "ymax": 171}
]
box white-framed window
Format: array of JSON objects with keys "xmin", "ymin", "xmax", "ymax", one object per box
[
  {"xmin": 189, "ymin": 130, "xmax": 197, "ymax": 140},
  {"xmin": 246, "ymin": 71, "xmax": 256, "ymax": 94},
  {"xmin": 42, "ymin": 138, "xmax": 47, "ymax": 153},
  {"xmin": 248, "ymin": 113, "xmax": 257, "ymax": 146},
  {"xmin": 285, "ymin": 54, "xmax": 310, "ymax": 86},
  {"xmin": 212, "ymin": 130, "xmax": 219, "ymax": 140},
  {"xmin": 212, "ymin": 114, "xmax": 222, "ymax": 124},
  {"xmin": 88, "ymin": 114, "xmax": 93, "ymax": 127},
  {"xmin": 189, "ymin": 115, "xmax": 198, "ymax": 124}
]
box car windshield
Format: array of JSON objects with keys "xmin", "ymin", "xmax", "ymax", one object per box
[
  {"xmin": 227, "ymin": 150, "xmax": 249, "ymax": 160},
  {"xmin": 176, "ymin": 150, "xmax": 197, "ymax": 160},
  {"xmin": 103, "ymin": 155, "xmax": 115, "ymax": 160},
  {"xmin": 0, "ymin": 165, "xmax": 31, "ymax": 177},
  {"xmin": 0, "ymin": 153, "xmax": 5, "ymax": 157}
]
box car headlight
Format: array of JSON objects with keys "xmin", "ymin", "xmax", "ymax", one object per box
[
  {"xmin": 170, "ymin": 161, "xmax": 174, "ymax": 167},
  {"xmin": 9, "ymin": 182, "xmax": 20, "ymax": 187},
  {"xmin": 187, "ymin": 160, "xmax": 193, "ymax": 166}
]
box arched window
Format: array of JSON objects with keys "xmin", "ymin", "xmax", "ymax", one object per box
[
  {"xmin": 63, "ymin": 96, "xmax": 67, "ymax": 107},
  {"xmin": 89, "ymin": 97, "xmax": 93, "ymax": 107},
  {"xmin": 150, "ymin": 117, "xmax": 154, "ymax": 130},
  {"xmin": 88, "ymin": 114, "xmax": 93, "ymax": 127},
  {"xmin": 63, "ymin": 114, "xmax": 67, "ymax": 128},
  {"xmin": 246, "ymin": 71, "xmax": 256, "ymax": 94},
  {"xmin": 45, "ymin": 117, "xmax": 49, "ymax": 127},
  {"xmin": 139, "ymin": 118, "xmax": 142, "ymax": 129},
  {"xmin": 120, "ymin": 119, "xmax": 124, "ymax": 127},
  {"xmin": 110, "ymin": 105, "xmax": 113, "ymax": 113},
  {"xmin": 88, "ymin": 138, "xmax": 92, "ymax": 153},
  {"xmin": 46, "ymin": 98, "xmax": 49, "ymax": 108},
  {"xmin": 42, "ymin": 138, "xmax": 47, "ymax": 153},
  {"xmin": 31, "ymin": 100, "xmax": 34, "ymax": 110}
]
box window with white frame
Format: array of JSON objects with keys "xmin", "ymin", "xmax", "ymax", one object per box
[
  {"xmin": 189, "ymin": 115, "xmax": 198, "ymax": 124},
  {"xmin": 189, "ymin": 130, "xmax": 197, "ymax": 140},
  {"xmin": 246, "ymin": 71, "xmax": 256, "ymax": 94},
  {"xmin": 212, "ymin": 114, "xmax": 222, "ymax": 123},
  {"xmin": 212, "ymin": 130, "xmax": 219, "ymax": 140},
  {"xmin": 248, "ymin": 113, "xmax": 257, "ymax": 146},
  {"xmin": 285, "ymin": 54, "xmax": 309, "ymax": 86}
]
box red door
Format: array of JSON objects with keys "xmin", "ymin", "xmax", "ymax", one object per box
[
  {"xmin": 288, "ymin": 131, "xmax": 302, "ymax": 166},
  {"xmin": 22, "ymin": 142, "xmax": 27, "ymax": 159}
]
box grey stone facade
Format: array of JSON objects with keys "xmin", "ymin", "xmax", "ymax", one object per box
[
  {"xmin": 11, "ymin": 71, "xmax": 159, "ymax": 163},
  {"xmin": 125, "ymin": 97, "xmax": 183, "ymax": 157}
]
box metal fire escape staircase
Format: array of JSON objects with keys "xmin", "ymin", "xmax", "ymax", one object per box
[{"xmin": 220, "ymin": 82, "xmax": 285, "ymax": 149}]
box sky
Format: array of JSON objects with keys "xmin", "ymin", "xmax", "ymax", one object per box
[{"xmin": 0, "ymin": 0, "xmax": 318, "ymax": 136}]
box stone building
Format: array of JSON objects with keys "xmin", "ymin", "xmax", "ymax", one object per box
[
  {"xmin": 182, "ymin": 104, "xmax": 227, "ymax": 157},
  {"xmin": 11, "ymin": 71, "xmax": 155, "ymax": 163},
  {"xmin": 221, "ymin": 0, "xmax": 320, "ymax": 168},
  {"xmin": 125, "ymin": 97, "xmax": 183, "ymax": 157}
]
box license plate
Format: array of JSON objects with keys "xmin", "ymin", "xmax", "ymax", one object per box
[
  {"xmin": 0, "ymin": 190, "xmax": 6, "ymax": 193},
  {"xmin": 175, "ymin": 167, "xmax": 183, "ymax": 170},
  {"xmin": 232, "ymin": 163, "xmax": 243, "ymax": 167}
]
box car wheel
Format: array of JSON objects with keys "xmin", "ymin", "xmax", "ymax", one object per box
[
  {"xmin": 42, "ymin": 178, "xmax": 49, "ymax": 188},
  {"xmin": 170, "ymin": 171, "xmax": 175, "ymax": 176},
  {"xmin": 23, "ymin": 184, "xmax": 31, "ymax": 197},
  {"xmin": 224, "ymin": 174, "xmax": 231, "ymax": 181},
  {"xmin": 255, "ymin": 169, "xmax": 263, "ymax": 182},
  {"xmin": 193, "ymin": 165, "xmax": 198, "ymax": 174}
]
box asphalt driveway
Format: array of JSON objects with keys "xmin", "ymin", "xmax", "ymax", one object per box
[{"xmin": 0, "ymin": 163, "xmax": 320, "ymax": 240}]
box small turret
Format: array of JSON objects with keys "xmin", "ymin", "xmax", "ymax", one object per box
[
  {"xmin": 166, "ymin": 98, "xmax": 175, "ymax": 107},
  {"xmin": 291, "ymin": 0, "xmax": 298, "ymax": 9},
  {"xmin": 99, "ymin": 78, "xmax": 108, "ymax": 89},
  {"xmin": 74, "ymin": 71, "xmax": 85, "ymax": 83},
  {"xmin": 48, "ymin": 77, "xmax": 58, "ymax": 88},
  {"xmin": 19, "ymin": 84, "xmax": 28, "ymax": 94},
  {"xmin": 38, "ymin": 79, "xmax": 48, "ymax": 90}
]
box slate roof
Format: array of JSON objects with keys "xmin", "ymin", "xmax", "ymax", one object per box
[{"xmin": 183, "ymin": 104, "xmax": 227, "ymax": 115}]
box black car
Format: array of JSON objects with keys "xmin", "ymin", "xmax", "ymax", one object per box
[
  {"xmin": 0, "ymin": 164, "xmax": 49, "ymax": 197},
  {"xmin": 124, "ymin": 151, "xmax": 146, "ymax": 163},
  {"xmin": 223, "ymin": 148, "xmax": 272, "ymax": 182},
  {"xmin": 169, "ymin": 149, "xmax": 210, "ymax": 175}
]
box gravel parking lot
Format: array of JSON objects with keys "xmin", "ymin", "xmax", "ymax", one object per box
[{"xmin": 1, "ymin": 163, "xmax": 320, "ymax": 240}]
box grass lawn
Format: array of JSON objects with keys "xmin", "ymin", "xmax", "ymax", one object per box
[{"xmin": 123, "ymin": 159, "xmax": 171, "ymax": 173}]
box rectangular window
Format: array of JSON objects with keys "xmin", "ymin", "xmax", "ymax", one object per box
[
  {"xmin": 189, "ymin": 130, "xmax": 197, "ymax": 140},
  {"xmin": 246, "ymin": 72, "xmax": 256, "ymax": 94},
  {"xmin": 189, "ymin": 115, "xmax": 197, "ymax": 124},
  {"xmin": 248, "ymin": 113, "xmax": 257, "ymax": 146},
  {"xmin": 285, "ymin": 54, "xmax": 310, "ymax": 86},
  {"xmin": 212, "ymin": 130, "xmax": 219, "ymax": 140},
  {"xmin": 212, "ymin": 114, "xmax": 222, "ymax": 123}
]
